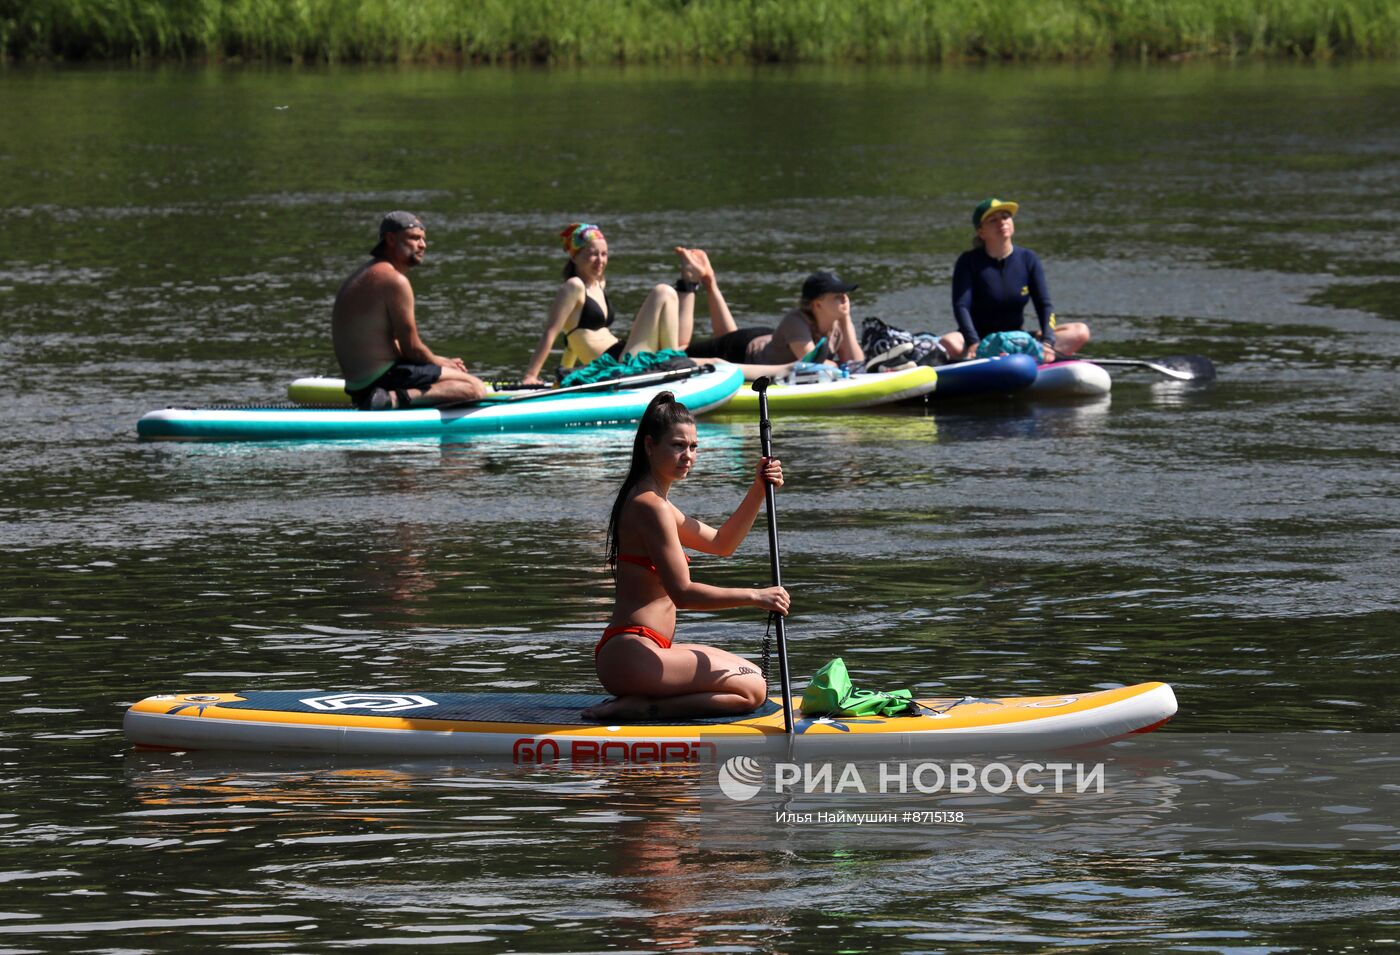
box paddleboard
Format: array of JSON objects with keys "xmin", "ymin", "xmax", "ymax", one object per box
[
  {"xmin": 1029, "ymin": 360, "xmax": 1113, "ymax": 397},
  {"xmin": 124, "ymin": 682, "xmax": 1176, "ymax": 759},
  {"xmin": 923, "ymin": 354, "xmax": 1039, "ymax": 400},
  {"xmin": 713, "ymin": 366, "xmax": 938, "ymax": 416},
  {"xmin": 137, "ymin": 365, "xmax": 743, "ymax": 441}
]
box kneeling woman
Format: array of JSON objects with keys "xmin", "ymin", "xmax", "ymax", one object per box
[
  {"xmin": 522, "ymin": 223, "xmax": 687, "ymax": 386},
  {"xmin": 584, "ymin": 393, "xmax": 790, "ymax": 722}
]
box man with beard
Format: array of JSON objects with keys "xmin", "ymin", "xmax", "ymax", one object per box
[{"xmin": 332, "ymin": 211, "xmax": 486, "ymax": 410}]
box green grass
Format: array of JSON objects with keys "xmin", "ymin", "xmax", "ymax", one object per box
[{"xmin": 4, "ymin": 0, "xmax": 1399, "ymax": 63}]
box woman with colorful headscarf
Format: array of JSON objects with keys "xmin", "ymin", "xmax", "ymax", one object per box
[
  {"xmin": 522, "ymin": 223, "xmax": 689, "ymax": 386},
  {"xmin": 939, "ymin": 198, "xmax": 1090, "ymax": 362}
]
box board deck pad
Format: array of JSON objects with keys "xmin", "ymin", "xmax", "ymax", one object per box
[{"xmin": 208, "ymin": 690, "xmax": 783, "ymax": 726}]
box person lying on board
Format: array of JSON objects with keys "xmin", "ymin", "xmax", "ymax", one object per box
[
  {"xmin": 937, "ymin": 197, "xmax": 1091, "ymax": 363},
  {"xmin": 677, "ymin": 249, "xmax": 865, "ymax": 377},
  {"xmin": 332, "ymin": 211, "xmax": 487, "ymax": 411},
  {"xmin": 583, "ymin": 393, "xmax": 790, "ymax": 722},
  {"xmin": 522, "ymin": 223, "xmax": 689, "ymax": 386}
]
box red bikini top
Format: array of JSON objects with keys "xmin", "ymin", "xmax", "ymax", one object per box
[{"xmin": 616, "ymin": 553, "xmax": 689, "ymax": 574}]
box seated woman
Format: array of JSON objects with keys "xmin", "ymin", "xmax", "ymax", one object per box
[
  {"xmin": 939, "ymin": 197, "xmax": 1090, "ymax": 362},
  {"xmin": 522, "ymin": 223, "xmax": 690, "ymax": 386},
  {"xmin": 676, "ymin": 248, "xmax": 865, "ymax": 377},
  {"xmin": 584, "ymin": 392, "xmax": 790, "ymax": 722}
]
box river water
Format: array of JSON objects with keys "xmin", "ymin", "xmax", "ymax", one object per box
[{"xmin": 2, "ymin": 62, "xmax": 1399, "ymax": 951}]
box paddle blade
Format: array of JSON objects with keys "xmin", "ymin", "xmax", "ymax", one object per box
[
  {"xmin": 1159, "ymin": 355, "xmax": 1217, "ymax": 381},
  {"xmin": 1087, "ymin": 355, "xmax": 1217, "ymax": 381}
]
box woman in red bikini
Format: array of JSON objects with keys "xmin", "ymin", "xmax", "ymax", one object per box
[{"xmin": 582, "ymin": 392, "xmax": 790, "ymax": 722}]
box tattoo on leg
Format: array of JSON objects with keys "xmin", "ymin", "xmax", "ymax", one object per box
[{"xmin": 736, "ymin": 667, "xmax": 759, "ymax": 676}]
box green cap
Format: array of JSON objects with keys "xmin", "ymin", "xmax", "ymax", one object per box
[{"xmin": 973, "ymin": 197, "xmax": 1019, "ymax": 227}]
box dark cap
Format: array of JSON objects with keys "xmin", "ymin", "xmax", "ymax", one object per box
[
  {"xmin": 371, "ymin": 211, "xmax": 424, "ymax": 257},
  {"xmin": 801, "ymin": 270, "xmax": 858, "ymax": 301}
]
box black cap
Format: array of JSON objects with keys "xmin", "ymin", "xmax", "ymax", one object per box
[
  {"xmin": 370, "ymin": 211, "xmax": 424, "ymax": 257},
  {"xmin": 801, "ymin": 270, "xmax": 858, "ymax": 301}
]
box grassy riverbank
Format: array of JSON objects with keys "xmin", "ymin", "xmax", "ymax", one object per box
[{"xmin": 4, "ymin": 0, "xmax": 1399, "ymax": 63}]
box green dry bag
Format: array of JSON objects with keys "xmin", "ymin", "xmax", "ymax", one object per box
[{"xmin": 800, "ymin": 658, "xmax": 917, "ymax": 718}]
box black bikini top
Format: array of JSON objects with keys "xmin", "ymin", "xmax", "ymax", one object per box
[{"xmin": 570, "ymin": 290, "xmax": 616, "ymax": 334}]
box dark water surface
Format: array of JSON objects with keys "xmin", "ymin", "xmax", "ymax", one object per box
[{"xmin": 2, "ymin": 62, "xmax": 1399, "ymax": 950}]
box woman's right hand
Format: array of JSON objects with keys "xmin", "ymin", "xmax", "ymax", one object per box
[
  {"xmin": 755, "ymin": 455, "xmax": 783, "ymax": 489},
  {"xmin": 753, "ymin": 586, "xmax": 790, "ymax": 615},
  {"xmin": 521, "ymin": 374, "xmax": 544, "ymax": 386}
]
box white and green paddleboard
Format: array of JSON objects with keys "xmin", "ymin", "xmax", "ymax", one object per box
[{"xmin": 137, "ymin": 365, "xmax": 743, "ymax": 441}]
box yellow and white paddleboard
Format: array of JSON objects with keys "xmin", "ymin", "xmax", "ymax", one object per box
[
  {"xmin": 124, "ymin": 683, "xmax": 1176, "ymax": 760},
  {"xmin": 714, "ymin": 366, "xmax": 939, "ymax": 415},
  {"xmin": 286, "ymin": 365, "xmax": 939, "ymax": 413}
]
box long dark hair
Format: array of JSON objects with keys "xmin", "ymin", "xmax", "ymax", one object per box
[{"xmin": 606, "ymin": 392, "xmax": 695, "ymax": 572}]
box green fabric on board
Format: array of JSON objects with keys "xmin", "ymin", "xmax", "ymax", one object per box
[
  {"xmin": 560, "ymin": 349, "xmax": 694, "ymax": 387},
  {"xmin": 800, "ymin": 657, "xmax": 917, "ymax": 718}
]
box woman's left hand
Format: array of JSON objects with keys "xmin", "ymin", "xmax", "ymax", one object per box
[{"xmin": 756, "ymin": 456, "xmax": 783, "ymax": 489}]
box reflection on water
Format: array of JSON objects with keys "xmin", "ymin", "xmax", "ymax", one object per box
[
  {"xmin": 75, "ymin": 736, "xmax": 1395, "ymax": 950},
  {"xmin": 2, "ymin": 61, "xmax": 1399, "ymax": 948}
]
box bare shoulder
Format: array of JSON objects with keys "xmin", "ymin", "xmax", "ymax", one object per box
[
  {"xmin": 336, "ymin": 259, "xmax": 404, "ymax": 299},
  {"xmin": 547, "ymin": 278, "xmax": 587, "ymax": 326},
  {"xmin": 366, "ymin": 260, "xmax": 410, "ymax": 290},
  {"xmin": 557, "ymin": 275, "xmax": 587, "ymax": 299},
  {"xmin": 625, "ymin": 490, "xmax": 682, "ymax": 529}
]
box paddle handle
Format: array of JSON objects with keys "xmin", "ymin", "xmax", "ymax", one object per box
[{"xmin": 753, "ymin": 377, "xmax": 795, "ymax": 734}]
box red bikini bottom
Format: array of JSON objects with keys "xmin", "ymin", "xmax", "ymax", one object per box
[{"xmin": 594, "ymin": 624, "xmax": 674, "ymax": 657}]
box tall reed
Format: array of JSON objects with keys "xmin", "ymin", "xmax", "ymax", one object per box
[{"xmin": 4, "ymin": 0, "xmax": 1398, "ymax": 62}]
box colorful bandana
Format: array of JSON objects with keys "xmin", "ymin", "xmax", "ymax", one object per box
[{"xmin": 560, "ymin": 222, "xmax": 604, "ymax": 256}]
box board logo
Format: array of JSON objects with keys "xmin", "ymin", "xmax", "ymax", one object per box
[
  {"xmin": 512, "ymin": 737, "xmax": 719, "ymax": 763},
  {"xmin": 717, "ymin": 755, "xmax": 765, "ymax": 801},
  {"xmin": 299, "ymin": 693, "xmax": 436, "ymax": 712}
]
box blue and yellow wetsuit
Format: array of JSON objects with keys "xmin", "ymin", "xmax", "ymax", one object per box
[{"xmin": 951, "ymin": 246, "xmax": 1056, "ymax": 349}]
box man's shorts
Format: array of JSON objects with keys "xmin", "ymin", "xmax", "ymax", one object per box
[{"xmin": 345, "ymin": 363, "xmax": 442, "ymax": 410}]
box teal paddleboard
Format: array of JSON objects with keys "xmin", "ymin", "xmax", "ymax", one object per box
[{"xmin": 137, "ymin": 366, "xmax": 743, "ymax": 441}]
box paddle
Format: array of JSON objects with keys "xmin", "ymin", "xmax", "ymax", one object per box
[
  {"xmin": 752, "ymin": 376, "xmax": 796, "ymax": 734},
  {"xmin": 798, "ymin": 337, "xmax": 829, "ymax": 364},
  {"xmin": 462, "ymin": 365, "xmax": 708, "ymax": 406},
  {"xmin": 1084, "ymin": 355, "xmax": 1216, "ymax": 381}
]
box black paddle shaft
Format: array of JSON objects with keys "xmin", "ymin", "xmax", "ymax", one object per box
[{"xmin": 753, "ymin": 377, "xmax": 796, "ymax": 733}]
